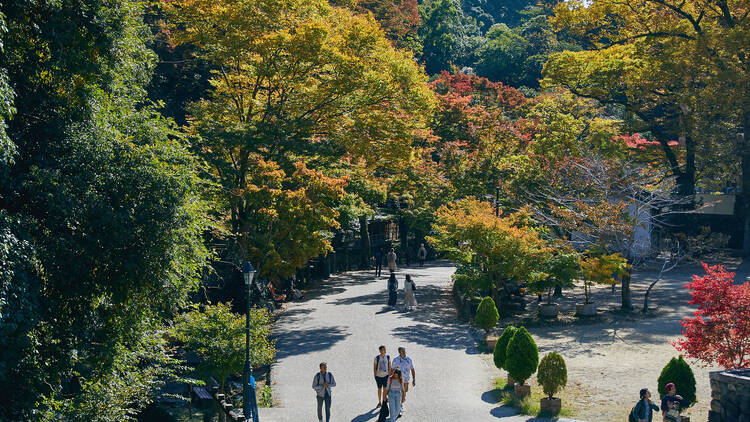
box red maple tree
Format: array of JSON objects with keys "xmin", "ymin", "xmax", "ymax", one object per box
[{"xmin": 673, "ymin": 263, "xmax": 750, "ymax": 369}]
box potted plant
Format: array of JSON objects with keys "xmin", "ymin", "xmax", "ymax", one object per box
[
  {"xmin": 532, "ymin": 252, "xmax": 579, "ymax": 318},
  {"xmin": 657, "ymin": 356, "xmax": 696, "ymax": 422},
  {"xmin": 576, "ymin": 251, "xmax": 627, "ymax": 316},
  {"xmin": 537, "ymin": 352, "xmax": 567, "ymax": 415},
  {"xmin": 504, "ymin": 327, "xmax": 538, "ymax": 398},
  {"xmin": 475, "ymin": 296, "xmax": 500, "ymax": 348},
  {"xmin": 493, "ymin": 326, "xmax": 517, "ymax": 386}
]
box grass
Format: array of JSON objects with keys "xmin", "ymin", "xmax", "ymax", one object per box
[{"xmin": 494, "ymin": 378, "xmax": 576, "ymax": 418}]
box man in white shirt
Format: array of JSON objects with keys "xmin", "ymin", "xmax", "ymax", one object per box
[
  {"xmin": 312, "ymin": 362, "xmax": 336, "ymax": 422},
  {"xmin": 391, "ymin": 347, "xmax": 415, "ymax": 413}
]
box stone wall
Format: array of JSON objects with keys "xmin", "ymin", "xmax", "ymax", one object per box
[{"xmin": 709, "ymin": 369, "xmax": 750, "ymax": 422}]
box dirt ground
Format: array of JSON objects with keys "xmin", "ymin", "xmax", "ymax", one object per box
[{"xmin": 488, "ymin": 256, "xmax": 746, "ymax": 422}]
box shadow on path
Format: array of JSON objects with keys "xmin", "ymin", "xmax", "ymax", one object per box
[
  {"xmin": 273, "ymin": 326, "xmax": 349, "ymax": 359},
  {"xmin": 350, "ymin": 408, "xmax": 379, "ymax": 422},
  {"xmin": 491, "ymin": 406, "xmax": 519, "ymax": 418}
]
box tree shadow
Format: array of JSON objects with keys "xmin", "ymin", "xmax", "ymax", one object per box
[
  {"xmin": 272, "ymin": 326, "xmax": 349, "ymax": 359},
  {"xmin": 482, "ymin": 389, "xmax": 501, "ymax": 404},
  {"xmin": 490, "ymin": 406, "xmax": 519, "ymax": 418}
]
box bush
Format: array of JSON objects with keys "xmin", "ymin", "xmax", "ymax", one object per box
[
  {"xmin": 505, "ymin": 327, "xmax": 538, "ymax": 385},
  {"xmin": 657, "ymin": 356, "xmax": 696, "ymax": 407},
  {"xmin": 493, "ymin": 326, "xmax": 518, "ymax": 370},
  {"xmin": 475, "ymin": 296, "xmax": 499, "ymax": 333},
  {"xmin": 537, "ymin": 352, "xmax": 567, "ymax": 398}
]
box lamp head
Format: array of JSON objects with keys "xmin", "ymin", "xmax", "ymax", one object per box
[{"xmin": 242, "ymin": 261, "xmax": 256, "ymax": 285}]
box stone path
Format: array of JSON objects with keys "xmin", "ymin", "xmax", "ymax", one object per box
[{"xmin": 259, "ymin": 262, "xmax": 583, "ymax": 422}]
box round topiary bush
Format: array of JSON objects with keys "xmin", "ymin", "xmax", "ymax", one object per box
[
  {"xmin": 657, "ymin": 355, "xmax": 696, "ymax": 406},
  {"xmin": 504, "ymin": 327, "xmax": 538, "ymax": 385},
  {"xmin": 493, "ymin": 326, "xmax": 517, "ymax": 370},
  {"xmin": 475, "ymin": 296, "xmax": 499, "ymax": 333},
  {"xmin": 537, "ymin": 352, "xmax": 567, "ymax": 398}
]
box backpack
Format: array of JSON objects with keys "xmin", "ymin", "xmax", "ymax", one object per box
[
  {"xmin": 628, "ymin": 406, "xmax": 637, "ymax": 422},
  {"xmin": 375, "ymin": 355, "xmax": 390, "ymax": 373}
]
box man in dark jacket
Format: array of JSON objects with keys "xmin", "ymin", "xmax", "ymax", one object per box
[{"xmin": 630, "ymin": 388, "xmax": 660, "ymax": 422}]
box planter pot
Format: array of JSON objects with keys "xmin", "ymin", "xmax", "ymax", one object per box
[
  {"xmin": 575, "ymin": 302, "xmax": 597, "ymax": 317},
  {"xmin": 540, "ymin": 397, "xmax": 561, "ymax": 415},
  {"xmin": 485, "ymin": 334, "xmax": 499, "ymax": 350},
  {"xmin": 681, "ymin": 416, "xmax": 690, "ymax": 422},
  {"xmin": 514, "ymin": 384, "xmax": 531, "ymax": 399},
  {"xmin": 506, "ymin": 374, "xmax": 516, "ymax": 386},
  {"xmin": 538, "ymin": 303, "xmax": 559, "ymax": 318}
]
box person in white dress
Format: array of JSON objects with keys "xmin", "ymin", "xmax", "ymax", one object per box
[{"xmin": 403, "ymin": 274, "xmax": 417, "ymax": 311}]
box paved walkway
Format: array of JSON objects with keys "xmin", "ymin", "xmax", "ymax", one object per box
[{"xmin": 259, "ymin": 262, "xmax": 582, "ymax": 422}]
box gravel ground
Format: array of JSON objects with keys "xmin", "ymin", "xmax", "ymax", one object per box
[{"xmin": 260, "ymin": 262, "xmax": 583, "ymax": 422}]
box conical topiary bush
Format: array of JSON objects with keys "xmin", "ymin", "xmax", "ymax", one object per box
[
  {"xmin": 537, "ymin": 352, "xmax": 567, "ymax": 398},
  {"xmin": 505, "ymin": 327, "xmax": 539, "ymax": 385},
  {"xmin": 657, "ymin": 355, "xmax": 696, "ymax": 407},
  {"xmin": 475, "ymin": 296, "xmax": 499, "ymax": 334},
  {"xmin": 493, "ymin": 326, "xmax": 517, "ymax": 370}
]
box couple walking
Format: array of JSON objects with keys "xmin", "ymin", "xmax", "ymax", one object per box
[
  {"xmin": 373, "ymin": 346, "xmax": 416, "ymax": 422},
  {"xmin": 387, "ymin": 272, "xmax": 417, "ymax": 311},
  {"xmin": 630, "ymin": 383, "xmax": 691, "ymax": 422}
]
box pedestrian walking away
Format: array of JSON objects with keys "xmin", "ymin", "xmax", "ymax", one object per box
[
  {"xmin": 403, "ymin": 274, "xmax": 417, "ymax": 311},
  {"xmin": 312, "ymin": 362, "xmax": 336, "ymax": 422},
  {"xmin": 418, "ymin": 243, "xmax": 427, "ymax": 267},
  {"xmin": 391, "ymin": 347, "xmax": 415, "ymax": 412},
  {"xmin": 661, "ymin": 382, "xmax": 690, "ymax": 422},
  {"xmin": 386, "ymin": 248, "xmax": 397, "ymax": 273},
  {"xmin": 386, "ymin": 369, "xmax": 405, "ymax": 422},
  {"xmin": 387, "ymin": 271, "xmax": 398, "ymax": 308},
  {"xmin": 373, "ymin": 346, "xmax": 391, "ymax": 407},
  {"xmin": 629, "ymin": 388, "xmax": 660, "ymax": 422},
  {"xmin": 375, "ymin": 248, "xmax": 384, "ymax": 277}
]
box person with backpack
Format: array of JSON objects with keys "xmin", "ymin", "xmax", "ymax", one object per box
[
  {"xmin": 312, "ymin": 362, "xmax": 336, "ymax": 422},
  {"xmin": 417, "ymin": 243, "xmax": 427, "ymax": 267},
  {"xmin": 630, "ymin": 388, "xmax": 660, "ymax": 422},
  {"xmin": 386, "ymin": 368, "xmax": 405, "ymax": 422},
  {"xmin": 373, "ymin": 345, "xmax": 391, "ymax": 407}
]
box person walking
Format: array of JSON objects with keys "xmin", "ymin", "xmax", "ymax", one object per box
[
  {"xmin": 391, "ymin": 347, "xmax": 415, "ymax": 413},
  {"xmin": 417, "ymin": 243, "xmax": 427, "ymax": 267},
  {"xmin": 661, "ymin": 383, "xmax": 690, "ymax": 422},
  {"xmin": 403, "ymin": 274, "xmax": 417, "ymax": 311},
  {"xmin": 373, "ymin": 345, "xmax": 391, "ymax": 407},
  {"xmin": 374, "ymin": 248, "xmax": 384, "ymax": 277},
  {"xmin": 629, "ymin": 388, "xmax": 660, "ymax": 422},
  {"xmin": 312, "ymin": 362, "xmax": 336, "ymax": 422},
  {"xmin": 387, "ymin": 271, "xmax": 398, "ymax": 308},
  {"xmin": 386, "ymin": 368, "xmax": 405, "ymax": 422},
  {"xmin": 386, "ymin": 248, "xmax": 397, "ymax": 273}
]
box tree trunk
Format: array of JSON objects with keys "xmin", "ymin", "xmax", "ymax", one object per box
[
  {"xmin": 359, "ymin": 215, "xmax": 371, "ymax": 269},
  {"xmin": 399, "ymin": 216, "xmax": 409, "ymax": 266},
  {"xmin": 621, "ymin": 267, "xmax": 633, "ymax": 310},
  {"xmin": 742, "ymin": 109, "xmax": 750, "ymax": 256}
]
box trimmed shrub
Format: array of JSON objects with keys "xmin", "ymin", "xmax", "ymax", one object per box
[
  {"xmin": 475, "ymin": 296, "xmax": 499, "ymax": 333},
  {"xmin": 505, "ymin": 327, "xmax": 538, "ymax": 385},
  {"xmin": 493, "ymin": 326, "xmax": 517, "ymax": 370},
  {"xmin": 657, "ymin": 355, "xmax": 696, "ymax": 407},
  {"xmin": 537, "ymin": 352, "xmax": 567, "ymax": 398}
]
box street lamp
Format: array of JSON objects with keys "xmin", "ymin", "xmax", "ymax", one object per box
[{"xmin": 242, "ymin": 262, "xmax": 259, "ymax": 422}]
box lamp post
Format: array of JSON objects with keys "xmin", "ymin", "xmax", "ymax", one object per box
[{"xmin": 242, "ymin": 262, "xmax": 259, "ymax": 422}]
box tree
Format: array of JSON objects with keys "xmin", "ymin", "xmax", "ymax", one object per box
[
  {"xmin": 173, "ymin": 303, "xmax": 275, "ymax": 393},
  {"xmin": 0, "ymin": 1, "xmax": 210, "ymax": 417},
  {"xmin": 529, "ymin": 250, "xmax": 580, "ymax": 304},
  {"xmin": 578, "ymin": 252, "xmax": 629, "ymax": 303},
  {"xmin": 537, "ymin": 352, "xmax": 567, "ymax": 398},
  {"xmin": 418, "ymin": 0, "xmax": 482, "ymax": 75},
  {"xmin": 673, "ymin": 263, "xmax": 750, "ymax": 369},
  {"xmin": 355, "ymin": 0, "xmax": 421, "ymax": 51},
  {"xmin": 493, "ymin": 325, "xmax": 517, "ymax": 370},
  {"xmin": 657, "ymin": 356, "xmax": 696, "ymax": 407},
  {"xmin": 504, "ymin": 327, "xmax": 539, "ymax": 385},
  {"xmin": 475, "ymin": 296, "xmax": 499, "ymax": 333},
  {"xmin": 163, "ymin": 0, "xmax": 435, "ymax": 278}
]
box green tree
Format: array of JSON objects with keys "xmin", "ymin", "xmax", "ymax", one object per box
[
  {"xmin": 493, "ymin": 326, "xmax": 517, "ymax": 370},
  {"xmin": 657, "ymin": 356, "xmax": 696, "ymax": 407},
  {"xmin": 537, "ymin": 352, "xmax": 567, "ymax": 399},
  {"xmin": 475, "ymin": 296, "xmax": 499, "ymax": 333},
  {"xmin": 418, "ymin": 0, "xmax": 482, "ymax": 75},
  {"xmin": 173, "ymin": 303, "xmax": 275, "ymax": 393},
  {"xmin": 504, "ymin": 327, "xmax": 539, "ymax": 385}
]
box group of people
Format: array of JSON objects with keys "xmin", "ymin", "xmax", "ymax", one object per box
[
  {"xmin": 374, "ymin": 244, "xmax": 429, "ymax": 277},
  {"xmin": 311, "ymin": 346, "xmax": 416, "ymax": 422},
  {"xmin": 388, "ymin": 272, "xmax": 417, "ymax": 311},
  {"xmin": 630, "ymin": 383, "xmax": 691, "ymax": 422}
]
